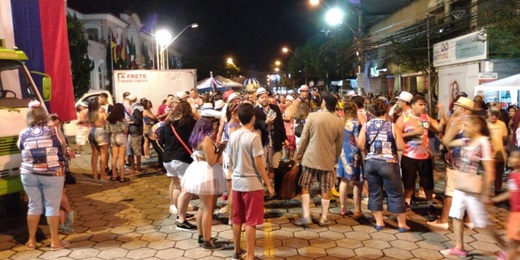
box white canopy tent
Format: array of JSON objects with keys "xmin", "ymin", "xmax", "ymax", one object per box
[
  {"xmin": 474, "ymin": 74, "xmax": 520, "ymax": 104},
  {"xmin": 196, "ymin": 73, "xmax": 242, "ymax": 92}
]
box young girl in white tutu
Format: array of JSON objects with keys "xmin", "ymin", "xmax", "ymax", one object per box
[{"xmin": 182, "ymin": 116, "xmax": 228, "ymax": 250}]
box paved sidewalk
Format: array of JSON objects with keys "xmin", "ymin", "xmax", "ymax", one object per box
[{"xmin": 0, "ymin": 146, "xmax": 510, "ymax": 260}]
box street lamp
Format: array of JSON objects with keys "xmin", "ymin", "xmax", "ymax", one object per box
[
  {"xmin": 281, "ymin": 47, "xmax": 296, "ymax": 56},
  {"xmin": 156, "ymin": 23, "xmax": 198, "ymax": 70},
  {"xmin": 227, "ymin": 57, "xmax": 234, "ymax": 65}
]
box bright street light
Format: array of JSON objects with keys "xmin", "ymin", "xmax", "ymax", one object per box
[
  {"xmin": 227, "ymin": 57, "xmax": 234, "ymax": 64},
  {"xmin": 282, "ymin": 47, "xmax": 296, "ymax": 56},
  {"xmin": 309, "ymin": 0, "xmax": 320, "ymax": 6},
  {"xmin": 159, "ymin": 23, "xmax": 198, "ymax": 53},
  {"xmin": 325, "ymin": 7, "xmax": 344, "ymax": 26},
  {"xmin": 274, "ymin": 68, "xmax": 280, "ymax": 72},
  {"xmin": 155, "ymin": 23, "xmax": 198, "ymax": 70},
  {"xmin": 155, "ymin": 30, "xmax": 172, "ymax": 46},
  {"xmin": 275, "ymin": 60, "xmax": 281, "ymax": 66}
]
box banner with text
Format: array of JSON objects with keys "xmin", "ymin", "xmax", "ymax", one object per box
[{"xmin": 433, "ymin": 31, "xmax": 487, "ymax": 67}]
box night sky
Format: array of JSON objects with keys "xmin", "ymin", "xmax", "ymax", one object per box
[{"xmin": 67, "ymin": 0, "xmax": 324, "ymax": 71}]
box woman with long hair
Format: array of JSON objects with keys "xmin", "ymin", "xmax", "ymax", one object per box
[
  {"xmin": 18, "ymin": 101, "xmax": 70, "ymax": 250},
  {"xmin": 160, "ymin": 101, "xmax": 197, "ymax": 230},
  {"xmin": 87, "ymin": 99, "xmax": 110, "ymax": 181},
  {"xmin": 105, "ymin": 103, "xmax": 128, "ymax": 182},
  {"xmin": 142, "ymin": 99, "xmax": 157, "ymax": 159},
  {"xmin": 182, "ymin": 116, "xmax": 227, "ymax": 250},
  {"xmin": 337, "ymin": 101, "xmax": 364, "ymax": 218},
  {"xmin": 441, "ymin": 115, "xmax": 495, "ymax": 257},
  {"xmin": 357, "ymin": 99, "xmax": 410, "ymax": 232}
]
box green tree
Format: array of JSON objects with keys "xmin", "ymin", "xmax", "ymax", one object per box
[
  {"xmin": 67, "ymin": 14, "xmax": 94, "ymax": 99},
  {"xmin": 479, "ymin": 0, "xmax": 520, "ymax": 58}
]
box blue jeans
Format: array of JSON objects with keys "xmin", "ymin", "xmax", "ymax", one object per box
[
  {"xmin": 364, "ymin": 159, "xmax": 406, "ymax": 213},
  {"xmin": 21, "ymin": 173, "xmax": 64, "ymax": 216}
]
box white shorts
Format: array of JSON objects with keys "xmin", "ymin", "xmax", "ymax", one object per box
[
  {"xmin": 76, "ymin": 125, "xmax": 89, "ymax": 145},
  {"xmin": 444, "ymin": 168, "xmax": 456, "ymax": 197},
  {"xmin": 449, "ymin": 189, "xmax": 488, "ymax": 228},
  {"xmin": 163, "ymin": 160, "xmax": 190, "ymax": 178}
]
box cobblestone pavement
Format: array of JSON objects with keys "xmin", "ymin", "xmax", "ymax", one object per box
[{"xmin": 0, "ymin": 145, "xmax": 510, "ymax": 260}]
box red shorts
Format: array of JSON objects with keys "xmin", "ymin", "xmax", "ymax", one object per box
[
  {"xmin": 507, "ymin": 212, "xmax": 520, "ymax": 241},
  {"xmin": 232, "ymin": 190, "xmax": 264, "ymax": 226}
]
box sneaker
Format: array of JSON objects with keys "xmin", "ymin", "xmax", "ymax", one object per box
[
  {"xmin": 176, "ymin": 220, "xmax": 197, "ymax": 231},
  {"xmin": 58, "ymin": 224, "xmax": 74, "ymax": 235},
  {"xmin": 198, "ymin": 236, "xmax": 216, "ymax": 246},
  {"xmin": 169, "ymin": 204, "xmax": 178, "ymax": 215},
  {"xmin": 318, "ymin": 218, "xmax": 330, "ymax": 227},
  {"xmin": 440, "ymin": 247, "xmax": 467, "ymax": 257},
  {"xmin": 65, "ymin": 210, "xmax": 76, "ymax": 226},
  {"xmin": 232, "ymin": 249, "xmax": 246, "ymax": 260},
  {"xmin": 426, "ymin": 220, "xmax": 449, "ymax": 230},
  {"xmin": 177, "ymin": 213, "xmax": 195, "ymax": 221},
  {"xmin": 293, "ymin": 217, "xmax": 312, "ymax": 227},
  {"xmin": 201, "ymin": 240, "xmax": 224, "ymax": 251}
]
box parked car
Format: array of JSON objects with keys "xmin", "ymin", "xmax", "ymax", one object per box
[{"xmin": 63, "ymin": 90, "xmax": 113, "ymax": 136}]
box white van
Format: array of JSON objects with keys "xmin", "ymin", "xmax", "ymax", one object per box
[{"xmin": 63, "ymin": 90, "xmax": 113, "ymax": 136}]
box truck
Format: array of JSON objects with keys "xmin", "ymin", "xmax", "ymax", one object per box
[
  {"xmin": 112, "ymin": 69, "xmax": 197, "ymax": 110},
  {"xmin": 0, "ymin": 43, "xmax": 51, "ymax": 226},
  {"xmin": 63, "ymin": 69, "xmax": 196, "ymax": 137}
]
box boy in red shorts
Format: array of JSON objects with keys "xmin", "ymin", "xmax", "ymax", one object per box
[
  {"xmin": 492, "ymin": 149, "xmax": 520, "ymax": 260},
  {"xmin": 226, "ymin": 103, "xmax": 274, "ymax": 260}
]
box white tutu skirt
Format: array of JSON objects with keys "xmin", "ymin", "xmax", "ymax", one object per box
[{"xmin": 181, "ymin": 160, "xmax": 228, "ymax": 195}]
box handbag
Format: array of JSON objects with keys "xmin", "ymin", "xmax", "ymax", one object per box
[
  {"xmin": 170, "ymin": 124, "xmax": 192, "ymax": 155},
  {"xmin": 452, "ymin": 170, "xmax": 483, "ymax": 194},
  {"xmin": 278, "ymin": 164, "xmax": 302, "ymax": 200},
  {"xmin": 294, "ymin": 119, "xmax": 305, "ymax": 138}
]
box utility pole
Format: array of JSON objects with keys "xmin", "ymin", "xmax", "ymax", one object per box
[
  {"xmin": 426, "ymin": 15, "xmax": 433, "ymax": 114},
  {"xmin": 357, "ymin": 1, "xmax": 364, "ymax": 95}
]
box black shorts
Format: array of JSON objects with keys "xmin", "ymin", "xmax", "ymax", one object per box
[{"xmin": 401, "ymin": 155, "xmax": 434, "ymax": 190}]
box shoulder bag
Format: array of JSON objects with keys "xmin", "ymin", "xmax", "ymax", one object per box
[{"xmin": 170, "ymin": 124, "xmax": 192, "ymax": 155}]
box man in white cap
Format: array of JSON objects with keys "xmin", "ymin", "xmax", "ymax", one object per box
[
  {"xmin": 428, "ymin": 96, "xmax": 473, "ymax": 229},
  {"xmin": 395, "ymin": 95, "xmax": 445, "ymax": 219},
  {"xmin": 394, "ymin": 91, "xmax": 413, "ymax": 117},
  {"xmin": 286, "ymin": 85, "xmax": 310, "ymax": 119},
  {"xmin": 254, "ymin": 87, "xmax": 287, "ymax": 193}
]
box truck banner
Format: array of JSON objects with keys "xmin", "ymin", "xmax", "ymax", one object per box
[{"xmin": 113, "ymin": 69, "xmax": 196, "ymax": 110}]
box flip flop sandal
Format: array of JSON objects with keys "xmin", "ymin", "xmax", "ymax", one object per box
[
  {"xmin": 25, "ymin": 242, "xmax": 41, "ymax": 249},
  {"xmin": 119, "ymin": 177, "xmax": 130, "ymax": 182},
  {"xmin": 111, "ymin": 176, "xmax": 120, "ymax": 181},
  {"xmin": 50, "ymin": 240, "xmax": 70, "ymax": 251}
]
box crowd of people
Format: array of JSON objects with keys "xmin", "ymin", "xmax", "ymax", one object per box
[{"xmin": 17, "ymin": 85, "xmax": 520, "ymax": 260}]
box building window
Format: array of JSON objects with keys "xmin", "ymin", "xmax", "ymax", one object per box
[{"xmin": 87, "ymin": 28, "xmax": 99, "ymax": 42}]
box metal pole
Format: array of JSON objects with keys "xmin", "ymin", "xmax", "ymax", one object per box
[
  {"xmin": 427, "ymin": 15, "xmax": 433, "ymax": 114},
  {"xmin": 357, "ymin": 1, "xmax": 364, "ymax": 95}
]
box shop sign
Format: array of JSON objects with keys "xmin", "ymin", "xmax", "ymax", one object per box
[{"xmin": 433, "ymin": 31, "xmax": 487, "ymax": 67}]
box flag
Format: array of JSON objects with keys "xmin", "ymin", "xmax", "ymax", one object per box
[
  {"xmin": 110, "ymin": 30, "xmax": 117, "ymax": 63},
  {"xmin": 11, "ymin": 0, "xmax": 76, "ymax": 122}
]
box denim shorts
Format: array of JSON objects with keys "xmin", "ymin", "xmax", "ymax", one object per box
[
  {"xmin": 163, "ymin": 160, "xmax": 190, "ymax": 178},
  {"xmin": 21, "ymin": 173, "xmax": 64, "ymax": 216},
  {"xmin": 364, "ymin": 159, "xmax": 406, "ymax": 213}
]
